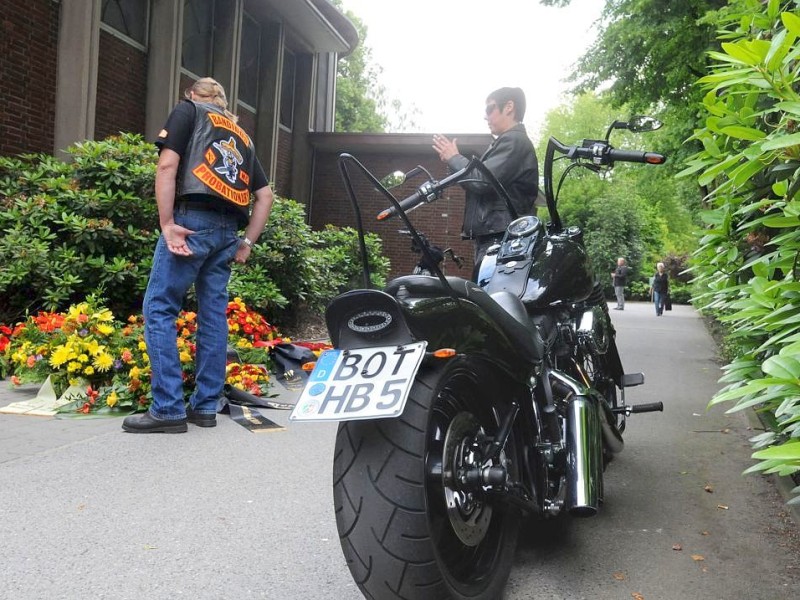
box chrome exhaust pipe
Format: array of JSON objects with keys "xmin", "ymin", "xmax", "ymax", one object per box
[{"xmin": 566, "ymin": 396, "xmax": 602, "ymax": 517}]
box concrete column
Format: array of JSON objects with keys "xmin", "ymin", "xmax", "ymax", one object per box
[
  {"xmin": 53, "ymin": 0, "xmax": 100, "ymax": 156},
  {"xmin": 145, "ymin": 0, "xmax": 183, "ymax": 141}
]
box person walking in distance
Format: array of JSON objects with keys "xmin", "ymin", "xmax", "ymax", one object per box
[
  {"xmin": 650, "ymin": 261, "xmax": 670, "ymax": 316},
  {"xmin": 123, "ymin": 77, "xmax": 274, "ymax": 433},
  {"xmin": 432, "ymin": 87, "xmax": 539, "ymax": 281},
  {"xmin": 611, "ymin": 257, "xmax": 629, "ymax": 310}
]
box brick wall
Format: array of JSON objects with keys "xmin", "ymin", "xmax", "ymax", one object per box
[
  {"xmin": 0, "ymin": 0, "xmax": 59, "ymax": 155},
  {"xmin": 95, "ymin": 30, "xmax": 147, "ymax": 140},
  {"xmin": 310, "ymin": 150, "xmax": 475, "ymax": 280},
  {"xmin": 275, "ymin": 128, "xmax": 293, "ymax": 197}
]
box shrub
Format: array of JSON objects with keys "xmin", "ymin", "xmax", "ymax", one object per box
[
  {"xmin": 0, "ymin": 134, "xmax": 159, "ymax": 322},
  {"xmin": 0, "ymin": 136, "xmax": 392, "ymax": 331}
]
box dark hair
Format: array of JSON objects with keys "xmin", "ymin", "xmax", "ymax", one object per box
[{"xmin": 487, "ymin": 87, "xmax": 527, "ymax": 122}]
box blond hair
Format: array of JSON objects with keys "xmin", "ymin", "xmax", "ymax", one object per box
[{"xmin": 185, "ymin": 77, "xmax": 238, "ymax": 122}]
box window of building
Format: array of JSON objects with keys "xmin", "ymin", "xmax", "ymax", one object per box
[
  {"xmin": 101, "ymin": 0, "xmax": 148, "ymax": 45},
  {"xmin": 280, "ymin": 51, "xmax": 296, "ymax": 130},
  {"xmin": 237, "ymin": 14, "xmax": 260, "ymax": 109},
  {"xmin": 182, "ymin": 0, "xmax": 214, "ymax": 77}
]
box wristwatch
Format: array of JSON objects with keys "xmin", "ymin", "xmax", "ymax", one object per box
[{"xmin": 241, "ymin": 236, "xmax": 254, "ymax": 248}]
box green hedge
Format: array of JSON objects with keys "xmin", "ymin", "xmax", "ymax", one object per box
[
  {"xmin": 0, "ymin": 134, "xmax": 390, "ymax": 327},
  {"xmin": 680, "ymin": 2, "xmax": 800, "ymax": 494}
]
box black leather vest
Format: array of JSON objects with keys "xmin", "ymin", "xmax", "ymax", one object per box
[{"xmin": 178, "ymin": 101, "xmax": 256, "ymax": 217}]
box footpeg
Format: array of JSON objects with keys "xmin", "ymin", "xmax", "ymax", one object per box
[
  {"xmin": 621, "ymin": 372, "xmax": 644, "ymax": 387},
  {"xmin": 612, "ymin": 402, "xmax": 663, "ymax": 415},
  {"xmin": 630, "ymin": 402, "xmax": 663, "ymax": 414}
]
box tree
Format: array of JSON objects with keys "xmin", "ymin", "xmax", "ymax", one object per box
[
  {"xmin": 537, "ymin": 92, "xmax": 696, "ymax": 288},
  {"xmin": 331, "ymin": 2, "xmax": 388, "ymax": 133},
  {"xmin": 541, "ymin": 0, "xmax": 728, "ymax": 163},
  {"xmin": 331, "ymin": 1, "xmax": 419, "ymax": 132}
]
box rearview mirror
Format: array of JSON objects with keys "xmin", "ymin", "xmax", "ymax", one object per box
[
  {"xmin": 627, "ymin": 116, "xmax": 662, "ymax": 133},
  {"xmin": 380, "ymin": 170, "xmax": 406, "ymax": 189}
]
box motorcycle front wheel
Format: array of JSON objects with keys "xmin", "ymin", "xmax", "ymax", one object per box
[{"xmin": 333, "ymin": 356, "xmax": 520, "ymax": 600}]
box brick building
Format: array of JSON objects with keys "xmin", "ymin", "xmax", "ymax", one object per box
[{"xmin": 1, "ymin": 0, "xmax": 493, "ymax": 279}]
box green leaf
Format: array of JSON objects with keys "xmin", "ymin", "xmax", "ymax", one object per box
[
  {"xmin": 761, "ymin": 132, "xmax": 800, "ymax": 150},
  {"xmin": 762, "ymin": 355, "xmax": 800, "ymax": 380},
  {"xmin": 721, "ymin": 41, "xmax": 762, "ymax": 65},
  {"xmin": 762, "ymin": 215, "xmax": 800, "ymax": 227},
  {"xmin": 782, "ymin": 12, "xmax": 800, "ymax": 37},
  {"xmin": 752, "ymin": 440, "xmax": 800, "ymax": 461},
  {"xmin": 720, "ymin": 126, "xmax": 767, "ymax": 140}
]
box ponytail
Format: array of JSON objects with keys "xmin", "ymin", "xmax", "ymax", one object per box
[{"xmin": 185, "ymin": 77, "xmax": 238, "ymax": 123}]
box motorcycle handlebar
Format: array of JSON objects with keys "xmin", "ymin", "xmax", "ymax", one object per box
[
  {"xmin": 569, "ymin": 143, "xmax": 665, "ymax": 165},
  {"xmin": 376, "ymin": 166, "xmax": 468, "ymax": 221},
  {"xmin": 377, "ymin": 189, "xmax": 424, "ymax": 221}
]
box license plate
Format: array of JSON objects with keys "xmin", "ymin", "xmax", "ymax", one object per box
[{"xmin": 289, "ymin": 342, "xmax": 427, "ymax": 422}]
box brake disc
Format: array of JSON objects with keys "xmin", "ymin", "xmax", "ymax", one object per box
[{"xmin": 442, "ymin": 411, "xmax": 492, "ymax": 547}]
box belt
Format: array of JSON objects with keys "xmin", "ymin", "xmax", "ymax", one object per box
[{"xmin": 177, "ymin": 199, "xmax": 239, "ymax": 215}]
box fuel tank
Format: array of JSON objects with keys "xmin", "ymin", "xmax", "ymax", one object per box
[
  {"xmin": 484, "ymin": 225, "xmax": 595, "ymax": 309},
  {"xmin": 521, "ymin": 233, "xmax": 595, "ymax": 308}
]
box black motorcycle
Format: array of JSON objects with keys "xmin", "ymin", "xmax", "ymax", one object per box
[
  {"xmin": 397, "ymin": 228, "xmax": 464, "ymax": 276},
  {"xmin": 290, "ymin": 116, "xmax": 666, "ymax": 599}
]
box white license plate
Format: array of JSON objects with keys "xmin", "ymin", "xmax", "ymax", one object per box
[{"xmin": 289, "ymin": 342, "xmax": 427, "ymax": 422}]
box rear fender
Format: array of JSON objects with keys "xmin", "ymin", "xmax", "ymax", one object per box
[{"xmin": 326, "ymin": 289, "xmax": 414, "ymax": 349}]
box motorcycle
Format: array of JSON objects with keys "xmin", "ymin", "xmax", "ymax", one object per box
[
  {"xmin": 397, "ymin": 228, "xmax": 464, "ymax": 276},
  {"xmin": 290, "ymin": 116, "xmax": 666, "ymax": 599}
]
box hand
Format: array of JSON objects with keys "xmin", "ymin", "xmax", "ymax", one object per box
[
  {"xmin": 163, "ymin": 223, "xmax": 195, "ymax": 256},
  {"xmin": 233, "ymin": 241, "xmax": 252, "ymax": 265},
  {"xmin": 432, "ymin": 134, "xmax": 459, "ymax": 161}
]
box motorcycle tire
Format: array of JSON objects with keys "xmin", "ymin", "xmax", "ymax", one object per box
[{"xmin": 333, "ymin": 356, "xmax": 520, "ymax": 600}]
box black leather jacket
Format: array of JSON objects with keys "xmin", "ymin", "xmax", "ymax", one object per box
[{"xmin": 446, "ymin": 123, "xmax": 538, "ymax": 239}]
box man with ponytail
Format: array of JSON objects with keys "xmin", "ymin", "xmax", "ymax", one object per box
[{"xmin": 123, "ymin": 77, "xmax": 274, "ymax": 433}]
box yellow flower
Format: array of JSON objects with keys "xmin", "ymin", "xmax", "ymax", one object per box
[
  {"xmin": 78, "ymin": 353, "xmax": 89, "ymax": 363},
  {"xmin": 84, "ymin": 366, "xmax": 95, "ymax": 376},
  {"xmin": 95, "ymin": 308, "xmax": 114, "ymax": 322},
  {"xmin": 129, "ymin": 366, "xmax": 141, "ymax": 379},
  {"xmin": 84, "ymin": 339, "xmax": 101, "ymax": 356},
  {"xmin": 138, "ymin": 341, "xmax": 147, "ymax": 351},
  {"xmin": 179, "ymin": 350, "xmax": 192, "ymax": 363},
  {"xmin": 68, "ymin": 361, "xmax": 82, "ymax": 373},
  {"xmin": 50, "ymin": 345, "xmax": 72, "ymax": 367},
  {"xmin": 93, "ymin": 353, "xmax": 114, "ymax": 372},
  {"xmin": 96, "ymin": 323, "xmax": 114, "ymax": 336},
  {"xmin": 67, "ymin": 303, "xmax": 89, "ymax": 321},
  {"xmin": 106, "ymin": 391, "xmax": 119, "ymax": 407}
]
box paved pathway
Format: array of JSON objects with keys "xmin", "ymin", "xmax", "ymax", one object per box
[{"xmin": 0, "ymin": 302, "xmax": 797, "ymax": 599}]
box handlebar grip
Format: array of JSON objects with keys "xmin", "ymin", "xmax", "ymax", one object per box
[
  {"xmin": 377, "ymin": 190, "xmax": 423, "ymax": 221},
  {"xmin": 608, "ymin": 149, "xmax": 666, "ymax": 164}
]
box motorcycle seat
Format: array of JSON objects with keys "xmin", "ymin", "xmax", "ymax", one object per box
[{"xmin": 384, "ymin": 275, "xmax": 544, "ymax": 363}]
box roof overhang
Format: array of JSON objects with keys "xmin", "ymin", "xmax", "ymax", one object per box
[
  {"xmin": 308, "ymin": 132, "xmax": 493, "ymax": 157},
  {"xmin": 263, "ymin": 0, "xmax": 358, "ymax": 55}
]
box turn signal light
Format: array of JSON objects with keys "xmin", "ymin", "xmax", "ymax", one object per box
[
  {"xmin": 377, "ymin": 209, "xmax": 390, "ymax": 221},
  {"xmin": 302, "ymin": 361, "xmax": 316, "ymax": 371},
  {"xmin": 432, "ymin": 348, "xmax": 457, "ymax": 359}
]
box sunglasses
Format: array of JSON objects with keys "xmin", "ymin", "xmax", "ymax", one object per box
[{"xmin": 485, "ymin": 103, "xmax": 498, "ymax": 116}]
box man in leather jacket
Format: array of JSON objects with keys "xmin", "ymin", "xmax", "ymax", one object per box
[{"xmin": 433, "ymin": 87, "xmax": 538, "ymax": 279}]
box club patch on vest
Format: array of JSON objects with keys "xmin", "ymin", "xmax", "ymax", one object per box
[{"xmin": 212, "ymin": 137, "xmax": 244, "ymax": 184}]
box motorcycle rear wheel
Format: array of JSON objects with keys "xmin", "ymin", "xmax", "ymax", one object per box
[{"xmin": 333, "ymin": 356, "xmax": 520, "ymax": 600}]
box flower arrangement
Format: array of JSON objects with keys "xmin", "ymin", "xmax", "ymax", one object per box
[{"xmin": 0, "ymin": 296, "xmax": 328, "ymax": 415}]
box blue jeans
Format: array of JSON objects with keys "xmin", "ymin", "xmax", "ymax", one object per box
[
  {"xmin": 654, "ymin": 291, "xmax": 665, "ymax": 315},
  {"xmin": 143, "ymin": 205, "xmax": 241, "ymax": 420}
]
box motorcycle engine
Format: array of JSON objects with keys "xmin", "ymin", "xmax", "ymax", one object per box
[{"xmin": 575, "ymin": 306, "xmax": 610, "ymax": 355}]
